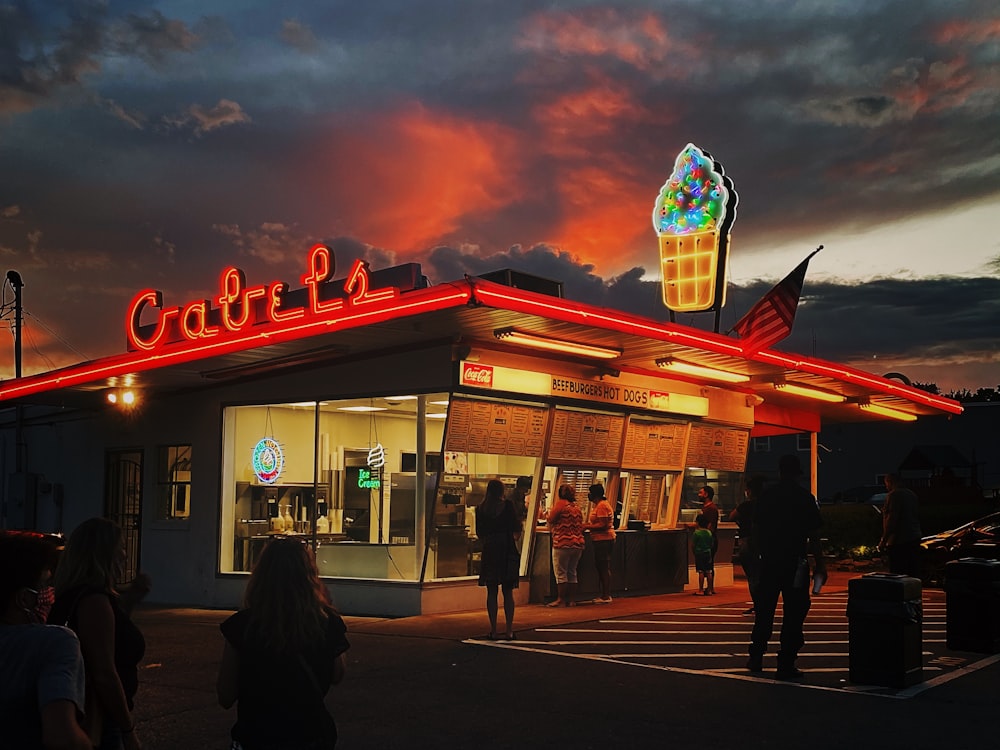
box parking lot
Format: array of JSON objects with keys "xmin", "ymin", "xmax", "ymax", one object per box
[{"xmin": 466, "ymin": 587, "xmax": 1000, "ymax": 698}]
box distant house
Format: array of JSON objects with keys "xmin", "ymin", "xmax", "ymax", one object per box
[{"xmin": 898, "ymin": 445, "xmax": 975, "ymax": 488}]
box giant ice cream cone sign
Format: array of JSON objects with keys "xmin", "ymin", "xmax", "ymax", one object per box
[{"xmin": 653, "ymin": 144, "xmax": 738, "ymax": 313}]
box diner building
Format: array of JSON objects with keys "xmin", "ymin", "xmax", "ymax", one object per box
[{"xmin": 0, "ymin": 247, "xmax": 962, "ymax": 615}]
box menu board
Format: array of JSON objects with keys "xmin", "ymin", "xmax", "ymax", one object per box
[
  {"xmin": 685, "ymin": 424, "xmax": 749, "ymax": 471},
  {"xmin": 546, "ymin": 409, "xmax": 625, "ymax": 464},
  {"xmin": 444, "ymin": 398, "xmax": 548, "ymax": 457},
  {"xmin": 628, "ymin": 474, "xmax": 666, "ymax": 524},
  {"xmin": 621, "ymin": 420, "xmax": 688, "ymax": 471}
]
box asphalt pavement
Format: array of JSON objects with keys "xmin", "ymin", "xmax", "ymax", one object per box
[{"xmin": 131, "ymin": 570, "xmax": 1000, "ymax": 749}]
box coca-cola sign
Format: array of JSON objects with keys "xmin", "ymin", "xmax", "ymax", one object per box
[{"xmin": 462, "ymin": 363, "xmax": 494, "ymax": 388}]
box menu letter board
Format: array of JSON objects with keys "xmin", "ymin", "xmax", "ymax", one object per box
[
  {"xmin": 685, "ymin": 424, "xmax": 749, "ymax": 471},
  {"xmin": 445, "ymin": 398, "xmax": 548, "ymax": 457},
  {"xmin": 546, "ymin": 409, "xmax": 625, "ymax": 465},
  {"xmin": 621, "ymin": 420, "xmax": 688, "ymax": 471}
]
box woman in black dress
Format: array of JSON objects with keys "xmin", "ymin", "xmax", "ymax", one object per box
[{"xmin": 476, "ymin": 479, "xmax": 522, "ymax": 640}]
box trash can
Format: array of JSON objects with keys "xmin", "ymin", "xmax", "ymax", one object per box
[
  {"xmin": 944, "ymin": 558, "xmax": 1000, "ymax": 654},
  {"xmin": 847, "ymin": 573, "xmax": 923, "ymax": 687}
]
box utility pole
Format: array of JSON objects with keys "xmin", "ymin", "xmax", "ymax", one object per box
[{"xmin": 6, "ymin": 271, "xmax": 24, "ymax": 475}]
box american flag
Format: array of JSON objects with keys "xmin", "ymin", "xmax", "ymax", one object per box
[{"xmin": 732, "ymin": 247, "xmax": 822, "ymax": 354}]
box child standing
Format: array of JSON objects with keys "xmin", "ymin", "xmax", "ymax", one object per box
[{"xmin": 692, "ymin": 513, "xmax": 715, "ymax": 595}]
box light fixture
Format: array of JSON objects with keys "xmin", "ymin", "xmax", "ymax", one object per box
[
  {"xmin": 858, "ymin": 401, "xmax": 917, "ymax": 422},
  {"xmin": 106, "ymin": 389, "xmax": 138, "ymax": 407},
  {"xmin": 429, "ymin": 399, "xmax": 450, "ymax": 406},
  {"xmin": 385, "ymin": 395, "xmax": 418, "ymax": 401},
  {"xmin": 493, "ymin": 327, "xmax": 621, "ymax": 360},
  {"xmin": 426, "ymin": 412, "xmax": 448, "ymax": 419},
  {"xmin": 655, "ymin": 357, "xmax": 749, "ymax": 383},
  {"xmin": 773, "ymin": 381, "xmax": 846, "ymax": 403},
  {"xmin": 337, "ymin": 405, "xmax": 387, "ymax": 412}
]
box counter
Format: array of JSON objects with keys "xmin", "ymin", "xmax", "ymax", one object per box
[{"xmin": 528, "ymin": 527, "xmax": 689, "ymax": 603}]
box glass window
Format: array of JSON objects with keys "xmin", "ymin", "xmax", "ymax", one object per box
[
  {"xmin": 156, "ymin": 445, "xmax": 191, "ymax": 520},
  {"xmin": 752, "ymin": 437, "xmax": 771, "ymax": 452},
  {"xmin": 219, "ymin": 395, "xmax": 449, "ymax": 580},
  {"xmin": 679, "ymin": 468, "xmax": 743, "ymax": 521},
  {"xmin": 797, "ymin": 433, "xmax": 811, "ymax": 451}
]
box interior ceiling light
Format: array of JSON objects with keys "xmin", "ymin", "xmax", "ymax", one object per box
[
  {"xmin": 655, "ymin": 357, "xmax": 749, "ymax": 383},
  {"xmin": 493, "ymin": 327, "xmax": 621, "ymax": 360},
  {"xmin": 337, "ymin": 405, "xmax": 387, "ymax": 412},
  {"xmin": 426, "ymin": 412, "xmax": 448, "ymax": 419},
  {"xmin": 385, "ymin": 395, "xmax": 418, "ymax": 401},
  {"xmin": 858, "ymin": 401, "xmax": 917, "ymax": 422},
  {"xmin": 429, "ymin": 399, "xmax": 450, "ymax": 406},
  {"xmin": 773, "ymin": 382, "xmax": 846, "ymax": 403}
]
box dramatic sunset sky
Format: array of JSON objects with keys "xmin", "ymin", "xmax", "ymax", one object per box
[{"xmin": 1, "ymin": 1, "xmax": 998, "ymax": 392}]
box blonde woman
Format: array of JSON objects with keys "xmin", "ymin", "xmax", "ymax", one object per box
[
  {"xmin": 217, "ymin": 538, "xmax": 349, "ymax": 749},
  {"xmin": 49, "ymin": 518, "xmax": 149, "ymax": 750}
]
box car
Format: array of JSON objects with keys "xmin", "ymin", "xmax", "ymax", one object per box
[{"xmin": 919, "ymin": 511, "xmax": 1000, "ymax": 586}]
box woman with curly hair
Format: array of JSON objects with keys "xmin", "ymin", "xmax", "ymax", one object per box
[
  {"xmin": 48, "ymin": 518, "xmax": 149, "ymax": 750},
  {"xmin": 217, "ymin": 537, "xmax": 350, "ymax": 750},
  {"xmin": 546, "ymin": 484, "xmax": 585, "ymax": 607}
]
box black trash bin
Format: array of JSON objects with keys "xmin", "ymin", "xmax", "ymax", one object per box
[
  {"xmin": 944, "ymin": 558, "xmax": 1000, "ymax": 654},
  {"xmin": 846, "ymin": 573, "xmax": 923, "ymax": 688}
]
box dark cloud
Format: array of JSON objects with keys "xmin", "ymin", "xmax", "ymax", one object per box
[
  {"xmin": 111, "ymin": 10, "xmax": 200, "ymax": 66},
  {"xmin": 279, "ymin": 19, "xmax": 319, "ymax": 54}
]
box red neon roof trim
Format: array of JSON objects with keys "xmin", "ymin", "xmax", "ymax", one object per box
[
  {"xmin": 0, "ymin": 285, "xmax": 471, "ymax": 401},
  {"xmin": 469, "ymin": 278, "xmax": 962, "ymax": 415}
]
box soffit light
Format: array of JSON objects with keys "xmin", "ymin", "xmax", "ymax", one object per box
[
  {"xmin": 655, "ymin": 357, "xmax": 749, "ymax": 383},
  {"xmin": 772, "ymin": 381, "xmax": 846, "ymax": 403},
  {"xmin": 493, "ymin": 327, "xmax": 621, "ymax": 360},
  {"xmin": 858, "ymin": 401, "xmax": 917, "ymax": 422}
]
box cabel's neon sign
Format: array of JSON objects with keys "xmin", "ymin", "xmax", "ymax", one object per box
[{"xmin": 126, "ymin": 244, "xmax": 399, "ymax": 352}]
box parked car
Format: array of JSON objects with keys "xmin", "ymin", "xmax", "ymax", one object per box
[{"xmin": 920, "ymin": 511, "xmax": 1000, "ymax": 586}]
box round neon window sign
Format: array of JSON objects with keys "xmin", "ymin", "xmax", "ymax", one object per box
[{"xmin": 252, "ymin": 437, "xmax": 284, "ymax": 485}]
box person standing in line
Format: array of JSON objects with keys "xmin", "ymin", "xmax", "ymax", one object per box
[
  {"xmin": 218, "ymin": 537, "xmax": 350, "ymax": 750},
  {"xmin": 691, "ymin": 514, "xmax": 716, "ymax": 595},
  {"xmin": 1, "ymin": 531, "xmax": 92, "ymax": 750},
  {"xmin": 584, "ymin": 483, "xmax": 616, "ymax": 603},
  {"xmin": 546, "ymin": 484, "xmax": 585, "ymax": 607},
  {"xmin": 730, "ymin": 474, "xmax": 765, "ymax": 615},
  {"xmin": 697, "ymin": 485, "xmax": 720, "ymax": 558},
  {"xmin": 507, "ymin": 476, "xmax": 532, "ymax": 551},
  {"xmin": 477, "ymin": 479, "xmax": 523, "ymax": 639},
  {"xmin": 747, "ymin": 455, "xmax": 826, "ymax": 679},
  {"xmin": 49, "ymin": 518, "xmax": 149, "ymax": 750},
  {"xmin": 879, "ymin": 473, "xmax": 923, "ymax": 577}
]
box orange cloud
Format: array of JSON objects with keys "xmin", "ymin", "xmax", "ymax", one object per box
[
  {"xmin": 545, "ymin": 164, "xmax": 655, "ymax": 270},
  {"xmin": 517, "ymin": 7, "xmax": 696, "ymax": 72},
  {"xmin": 532, "ymin": 81, "xmax": 648, "ymax": 157},
  {"xmin": 932, "ymin": 18, "xmax": 1000, "ymax": 45},
  {"xmin": 308, "ymin": 103, "xmax": 523, "ymax": 254}
]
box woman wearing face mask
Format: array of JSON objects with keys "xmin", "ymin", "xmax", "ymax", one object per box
[
  {"xmin": 0, "ymin": 531, "xmax": 91, "ymax": 749},
  {"xmin": 49, "ymin": 518, "xmax": 151, "ymax": 750}
]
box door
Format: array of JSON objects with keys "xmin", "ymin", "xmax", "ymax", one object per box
[{"xmin": 105, "ymin": 449, "xmax": 143, "ymax": 583}]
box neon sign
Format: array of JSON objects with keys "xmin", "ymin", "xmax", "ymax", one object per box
[
  {"xmin": 357, "ymin": 467, "xmax": 380, "ymax": 490},
  {"xmin": 652, "ymin": 144, "xmax": 738, "ymax": 313},
  {"xmin": 252, "ymin": 437, "xmax": 284, "ymax": 484},
  {"xmin": 126, "ymin": 244, "xmax": 400, "ymax": 352}
]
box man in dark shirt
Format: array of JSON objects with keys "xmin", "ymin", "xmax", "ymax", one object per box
[{"xmin": 747, "ymin": 455, "xmax": 826, "ymax": 679}]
